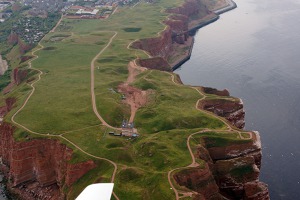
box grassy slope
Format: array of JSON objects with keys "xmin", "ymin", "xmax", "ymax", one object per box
[
  {"xmin": 1, "ymin": 0, "xmax": 249, "ymax": 199},
  {"xmin": 134, "ymin": 70, "xmax": 225, "ymax": 133},
  {"xmin": 13, "ymin": 32, "xmax": 113, "ymax": 133}
]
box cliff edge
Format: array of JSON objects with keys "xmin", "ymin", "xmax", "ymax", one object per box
[
  {"xmin": 131, "ymin": 0, "xmax": 269, "ymax": 199},
  {"xmin": 0, "ymin": 123, "xmax": 96, "ymax": 200}
]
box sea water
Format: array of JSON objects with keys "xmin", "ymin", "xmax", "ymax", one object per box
[{"xmin": 176, "ymin": 0, "xmax": 300, "ymax": 199}]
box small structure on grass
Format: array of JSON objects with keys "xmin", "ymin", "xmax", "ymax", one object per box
[
  {"xmin": 108, "ymin": 120, "xmax": 139, "ymax": 138},
  {"xmin": 121, "ymin": 119, "xmax": 139, "ymax": 138},
  {"xmin": 109, "ymin": 131, "xmax": 122, "ymax": 136}
]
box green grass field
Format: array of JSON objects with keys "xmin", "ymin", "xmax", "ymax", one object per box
[
  {"xmin": 0, "ymin": 0, "xmax": 251, "ymax": 199},
  {"xmin": 133, "ymin": 71, "xmax": 226, "ymax": 133}
]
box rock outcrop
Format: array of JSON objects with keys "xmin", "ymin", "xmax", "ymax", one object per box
[
  {"xmin": 131, "ymin": 0, "xmax": 211, "ymax": 71},
  {"xmin": 207, "ymin": 132, "xmax": 269, "ymax": 199},
  {"xmin": 201, "ymin": 86, "xmax": 230, "ymax": 96},
  {"xmin": 0, "ymin": 123, "xmax": 96, "ymax": 199},
  {"xmin": 174, "ymin": 164, "xmax": 223, "ymax": 199},
  {"xmin": 174, "ymin": 131, "xmax": 269, "ymax": 199},
  {"xmin": 198, "ymin": 87, "xmax": 245, "ymax": 129},
  {"xmin": 131, "ymin": 26, "xmax": 174, "ymax": 59},
  {"xmin": 137, "ymin": 57, "xmax": 171, "ymax": 72},
  {"xmin": 199, "ymin": 98, "xmax": 245, "ymax": 129}
]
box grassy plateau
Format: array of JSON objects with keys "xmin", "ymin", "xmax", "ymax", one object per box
[{"xmin": 0, "ymin": 0, "xmax": 249, "ymax": 199}]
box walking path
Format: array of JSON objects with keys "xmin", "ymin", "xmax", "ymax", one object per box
[
  {"xmin": 50, "ymin": 14, "xmax": 64, "ymax": 33},
  {"xmin": 10, "ymin": 30, "xmax": 121, "ymax": 200},
  {"xmin": 90, "ymin": 31, "xmax": 122, "ymax": 130},
  {"xmin": 166, "ymin": 72, "xmax": 252, "ymax": 199}
]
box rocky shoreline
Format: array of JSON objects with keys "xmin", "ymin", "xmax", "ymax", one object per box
[{"xmin": 172, "ymin": 0, "xmax": 237, "ymax": 70}]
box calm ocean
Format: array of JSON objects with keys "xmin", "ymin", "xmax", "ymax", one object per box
[{"xmin": 176, "ymin": 0, "xmax": 300, "ymax": 199}]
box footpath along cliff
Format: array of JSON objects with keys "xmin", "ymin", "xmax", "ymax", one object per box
[
  {"xmin": 131, "ymin": 0, "xmax": 269, "ymax": 199},
  {"xmin": 131, "ymin": 0, "xmax": 217, "ymax": 70}
]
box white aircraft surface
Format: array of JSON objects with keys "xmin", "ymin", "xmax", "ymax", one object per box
[{"xmin": 76, "ymin": 183, "xmax": 114, "ymax": 200}]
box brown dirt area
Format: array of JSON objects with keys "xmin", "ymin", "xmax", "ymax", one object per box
[{"xmin": 118, "ymin": 61, "xmax": 149, "ymax": 123}]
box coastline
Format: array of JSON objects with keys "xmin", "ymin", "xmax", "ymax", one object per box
[
  {"xmin": 171, "ymin": 0, "xmax": 237, "ymax": 71},
  {"xmin": 214, "ymin": 0, "xmax": 237, "ymax": 15}
]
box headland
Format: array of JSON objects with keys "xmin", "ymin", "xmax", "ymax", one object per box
[{"xmin": 0, "ymin": 0, "xmax": 269, "ymax": 199}]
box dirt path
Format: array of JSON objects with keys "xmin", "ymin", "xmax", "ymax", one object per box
[
  {"xmin": 51, "ymin": 14, "xmax": 64, "ymax": 33},
  {"xmin": 167, "ymin": 71, "xmax": 250, "ymax": 133},
  {"xmin": 120, "ymin": 39, "xmax": 151, "ymax": 123},
  {"xmin": 118, "ymin": 61, "xmax": 148, "ymax": 123},
  {"xmin": 90, "ymin": 31, "xmax": 122, "ymax": 130},
  {"xmin": 11, "ymin": 33, "xmax": 121, "ymax": 200},
  {"xmin": 166, "ymin": 72, "xmax": 253, "ymax": 199}
]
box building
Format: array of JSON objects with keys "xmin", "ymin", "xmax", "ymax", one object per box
[
  {"xmin": 76, "ymin": 8, "xmax": 99, "ymax": 15},
  {"xmin": 120, "ymin": 120, "xmax": 139, "ymax": 137}
]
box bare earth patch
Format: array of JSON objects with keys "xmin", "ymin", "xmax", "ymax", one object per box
[{"xmin": 118, "ymin": 61, "xmax": 149, "ymax": 123}]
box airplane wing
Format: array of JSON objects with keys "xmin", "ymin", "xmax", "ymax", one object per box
[{"xmin": 76, "ymin": 183, "xmax": 114, "ymax": 200}]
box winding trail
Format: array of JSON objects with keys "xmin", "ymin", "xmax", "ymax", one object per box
[
  {"xmin": 166, "ymin": 72, "xmax": 253, "ymax": 199},
  {"xmin": 10, "ymin": 31, "xmax": 121, "ymax": 200},
  {"xmin": 90, "ymin": 31, "xmax": 121, "ymax": 130}
]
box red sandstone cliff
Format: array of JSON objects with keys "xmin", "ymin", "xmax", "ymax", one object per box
[
  {"xmin": 199, "ymin": 98, "xmax": 245, "ymax": 129},
  {"xmin": 174, "ymin": 131, "xmax": 269, "ymax": 199},
  {"xmin": 131, "ymin": 0, "xmax": 211, "ymax": 71},
  {"xmin": 0, "ymin": 123, "xmax": 96, "ymax": 199},
  {"xmin": 131, "ymin": 0, "xmax": 268, "ymax": 197},
  {"xmin": 198, "ymin": 87, "xmax": 245, "ymax": 129},
  {"xmin": 174, "ymin": 164, "xmax": 223, "ymax": 199},
  {"xmin": 202, "ymin": 86, "xmax": 230, "ymax": 96}
]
